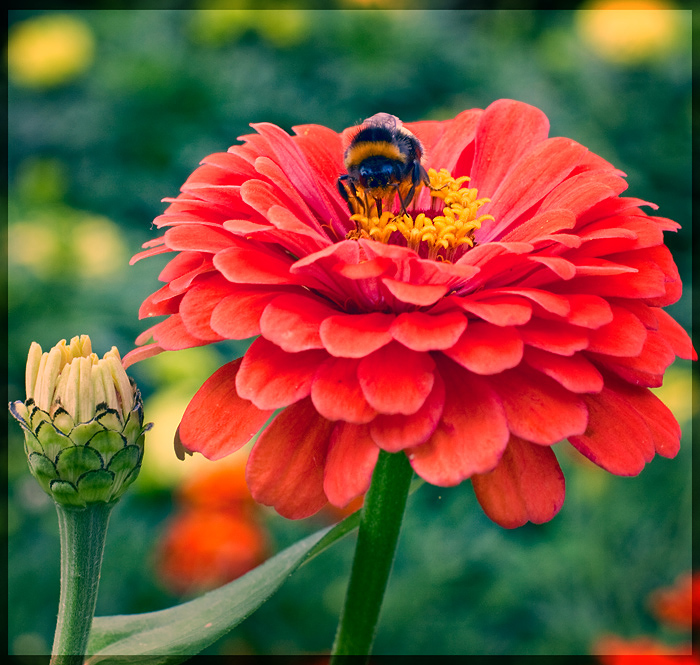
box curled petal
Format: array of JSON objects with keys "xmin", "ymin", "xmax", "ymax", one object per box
[
  {"xmin": 523, "ymin": 347, "xmax": 604, "ymax": 394},
  {"xmin": 444, "ymin": 321, "xmax": 523, "ymax": 374},
  {"xmin": 260, "ymin": 293, "xmax": 337, "ymax": 352},
  {"xmin": 311, "ymin": 356, "xmax": 377, "ymax": 424},
  {"xmin": 357, "ymin": 342, "xmax": 435, "ymax": 416},
  {"xmin": 236, "ymin": 337, "xmax": 327, "ymax": 410},
  {"xmin": 489, "ymin": 367, "xmax": 589, "ymax": 445},
  {"xmin": 247, "ymin": 398, "xmax": 333, "ymax": 519},
  {"xmin": 320, "ymin": 312, "xmax": 394, "ymax": 358},
  {"xmin": 569, "ymin": 386, "xmax": 655, "ymax": 476},
  {"xmin": 472, "ymin": 436, "xmax": 566, "ymax": 529},
  {"xmin": 176, "ymin": 359, "xmax": 273, "ymax": 461},
  {"xmin": 390, "ymin": 310, "xmax": 467, "ymax": 352},
  {"xmin": 323, "ymin": 422, "xmax": 379, "ymax": 508},
  {"xmin": 370, "ymin": 371, "xmax": 446, "ymax": 452},
  {"xmin": 408, "ymin": 361, "xmax": 509, "ymax": 486}
]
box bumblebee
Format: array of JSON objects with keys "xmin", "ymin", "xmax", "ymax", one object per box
[{"xmin": 338, "ymin": 113, "xmax": 429, "ymax": 216}]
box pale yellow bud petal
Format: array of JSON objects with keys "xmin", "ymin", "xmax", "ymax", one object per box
[{"xmin": 25, "ymin": 342, "xmax": 43, "ymax": 401}]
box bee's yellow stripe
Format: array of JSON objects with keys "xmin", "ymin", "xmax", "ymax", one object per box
[{"xmin": 345, "ymin": 141, "xmax": 406, "ymax": 168}]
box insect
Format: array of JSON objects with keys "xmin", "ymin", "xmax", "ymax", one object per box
[{"xmin": 337, "ymin": 113, "xmax": 429, "ymax": 216}]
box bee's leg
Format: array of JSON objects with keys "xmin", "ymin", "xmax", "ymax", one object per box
[
  {"xmin": 337, "ymin": 175, "xmax": 352, "ymax": 204},
  {"xmin": 374, "ymin": 196, "xmax": 383, "ymax": 216}
]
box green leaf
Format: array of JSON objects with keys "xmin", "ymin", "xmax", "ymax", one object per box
[{"xmin": 85, "ymin": 507, "xmax": 362, "ymax": 664}]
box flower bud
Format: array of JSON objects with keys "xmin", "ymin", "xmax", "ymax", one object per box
[{"xmin": 9, "ymin": 335, "xmax": 151, "ymax": 506}]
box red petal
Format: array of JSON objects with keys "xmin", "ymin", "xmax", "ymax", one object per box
[
  {"xmin": 655, "ymin": 309, "xmax": 697, "ymax": 360},
  {"xmin": 310, "ymin": 356, "xmax": 377, "ymax": 424},
  {"xmin": 590, "ymin": 329, "xmax": 677, "ymax": 387},
  {"xmin": 236, "ymin": 337, "xmax": 327, "ymax": 410},
  {"xmin": 357, "ymin": 342, "xmax": 435, "ymax": 415},
  {"xmin": 602, "ymin": 373, "xmax": 681, "ymax": 458},
  {"xmin": 563, "ymin": 294, "xmax": 613, "ymax": 329},
  {"xmin": 472, "ymin": 436, "xmax": 565, "ymax": 528},
  {"xmin": 176, "ymin": 359, "xmax": 273, "ymax": 461},
  {"xmin": 586, "ymin": 305, "xmax": 648, "ymax": 357},
  {"xmin": 122, "ymin": 343, "xmax": 165, "ymax": 369},
  {"xmin": 164, "ymin": 224, "xmax": 236, "ymax": 253},
  {"xmin": 523, "ymin": 347, "xmax": 604, "ymax": 393},
  {"xmin": 408, "ymin": 362, "xmax": 509, "ymax": 485},
  {"xmin": 390, "ymin": 310, "xmax": 467, "ymax": 351},
  {"xmin": 246, "ymin": 398, "xmax": 333, "ymax": 519},
  {"xmin": 454, "ymin": 294, "xmax": 533, "ymax": 326},
  {"xmin": 569, "ymin": 386, "xmax": 655, "ymax": 475},
  {"xmin": 501, "ymin": 209, "xmax": 576, "ymax": 243},
  {"xmin": 444, "ymin": 321, "xmax": 523, "ymax": 374},
  {"xmin": 488, "ymin": 288, "xmax": 571, "ymax": 317},
  {"xmin": 489, "ymin": 367, "xmax": 589, "ymax": 445},
  {"xmin": 485, "ymin": 138, "xmax": 589, "ymax": 239},
  {"xmin": 470, "ymin": 99, "xmax": 551, "ymax": 198},
  {"xmin": 179, "ymin": 274, "xmax": 233, "ymax": 342},
  {"xmin": 518, "ymin": 319, "xmax": 589, "ymax": 356},
  {"xmin": 210, "ymin": 289, "xmax": 280, "ymax": 339},
  {"xmin": 423, "ymin": 109, "xmax": 481, "ymax": 167},
  {"xmin": 159, "ymin": 251, "xmax": 206, "ymax": 283},
  {"xmin": 138, "ymin": 314, "xmax": 209, "ymax": 350},
  {"xmin": 319, "ymin": 312, "xmax": 394, "ymax": 358},
  {"xmin": 323, "ymin": 422, "xmax": 379, "ymax": 508},
  {"xmin": 370, "ymin": 371, "xmax": 446, "ymax": 452},
  {"xmin": 259, "ymin": 293, "xmax": 337, "ymax": 352},
  {"xmin": 381, "ymin": 278, "xmax": 449, "ymax": 306},
  {"xmin": 214, "ymin": 244, "xmax": 296, "ymax": 285}
]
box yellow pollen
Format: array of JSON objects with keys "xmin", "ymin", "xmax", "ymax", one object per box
[{"xmin": 346, "ymin": 167, "xmax": 493, "ymax": 261}]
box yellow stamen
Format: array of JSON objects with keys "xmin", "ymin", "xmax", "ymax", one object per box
[{"xmin": 346, "ymin": 167, "xmax": 493, "ymax": 262}]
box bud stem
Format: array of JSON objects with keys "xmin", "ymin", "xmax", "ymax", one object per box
[
  {"xmin": 50, "ymin": 501, "xmax": 115, "ymax": 665},
  {"xmin": 330, "ymin": 450, "xmax": 413, "ymax": 662}
]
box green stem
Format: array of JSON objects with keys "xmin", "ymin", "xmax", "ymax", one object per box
[
  {"xmin": 50, "ymin": 501, "xmax": 115, "ymax": 665},
  {"xmin": 330, "ymin": 450, "xmax": 414, "ymax": 661}
]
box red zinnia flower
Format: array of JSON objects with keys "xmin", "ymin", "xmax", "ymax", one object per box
[{"xmin": 126, "ymin": 99, "xmax": 694, "ymax": 527}]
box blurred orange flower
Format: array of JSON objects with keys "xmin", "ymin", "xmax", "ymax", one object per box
[
  {"xmin": 156, "ymin": 508, "xmax": 268, "ymax": 595},
  {"xmin": 155, "ymin": 450, "xmax": 269, "ymax": 595},
  {"xmin": 595, "ymin": 636, "xmax": 697, "ymax": 663},
  {"xmin": 649, "ymin": 572, "xmax": 700, "ymax": 631},
  {"xmin": 594, "ymin": 571, "xmax": 698, "ymax": 663}
]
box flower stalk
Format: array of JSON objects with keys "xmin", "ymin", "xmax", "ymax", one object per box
[
  {"xmin": 330, "ymin": 450, "xmax": 414, "ymax": 661},
  {"xmin": 51, "ymin": 501, "xmax": 114, "ymax": 665}
]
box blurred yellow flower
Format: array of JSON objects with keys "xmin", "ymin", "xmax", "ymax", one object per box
[
  {"xmin": 7, "ymin": 13, "xmax": 95, "ymax": 88},
  {"xmin": 190, "ymin": 6, "xmax": 308, "ymax": 47},
  {"xmin": 576, "ymin": 0, "xmax": 685, "ymax": 65},
  {"xmin": 9, "ymin": 213, "xmax": 127, "ymax": 279}
]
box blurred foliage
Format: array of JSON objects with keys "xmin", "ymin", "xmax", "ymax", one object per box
[{"xmin": 7, "ymin": 5, "xmax": 693, "ymax": 658}]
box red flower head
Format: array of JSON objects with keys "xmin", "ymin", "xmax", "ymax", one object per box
[{"xmin": 126, "ymin": 99, "xmax": 695, "ymax": 527}]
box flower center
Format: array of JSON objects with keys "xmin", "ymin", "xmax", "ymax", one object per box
[{"xmin": 346, "ymin": 168, "xmax": 493, "ymax": 261}]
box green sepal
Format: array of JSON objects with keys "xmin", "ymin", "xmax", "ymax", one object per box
[
  {"xmin": 28, "ymin": 405, "xmax": 52, "ymax": 431},
  {"xmin": 23, "ymin": 429, "xmax": 46, "ymax": 456},
  {"xmin": 95, "ymin": 410, "xmax": 123, "ymax": 434},
  {"xmin": 121, "ymin": 412, "xmax": 143, "ymax": 443},
  {"xmin": 78, "ymin": 469, "xmax": 116, "ymax": 503},
  {"xmin": 89, "ymin": 430, "xmax": 127, "ymax": 462},
  {"xmin": 27, "ymin": 452, "xmax": 59, "ymax": 493},
  {"xmin": 56, "ymin": 445, "xmax": 104, "ymax": 485},
  {"xmin": 71, "ymin": 420, "xmax": 107, "ymax": 447},
  {"xmin": 50, "ymin": 479, "xmax": 85, "ymax": 506},
  {"xmin": 107, "ymin": 445, "xmax": 141, "ymax": 495},
  {"xmin": 52, "ymin": 408, "xmax": 75, "ymax": 434},
  {"xmin": 36, "ymin": 420, "xmax": 72, "ymax": 461}
]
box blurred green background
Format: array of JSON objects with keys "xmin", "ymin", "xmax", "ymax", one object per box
[{"xmin": 7, "ymin": 5, "xmax": 694, "ymax": 659}]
